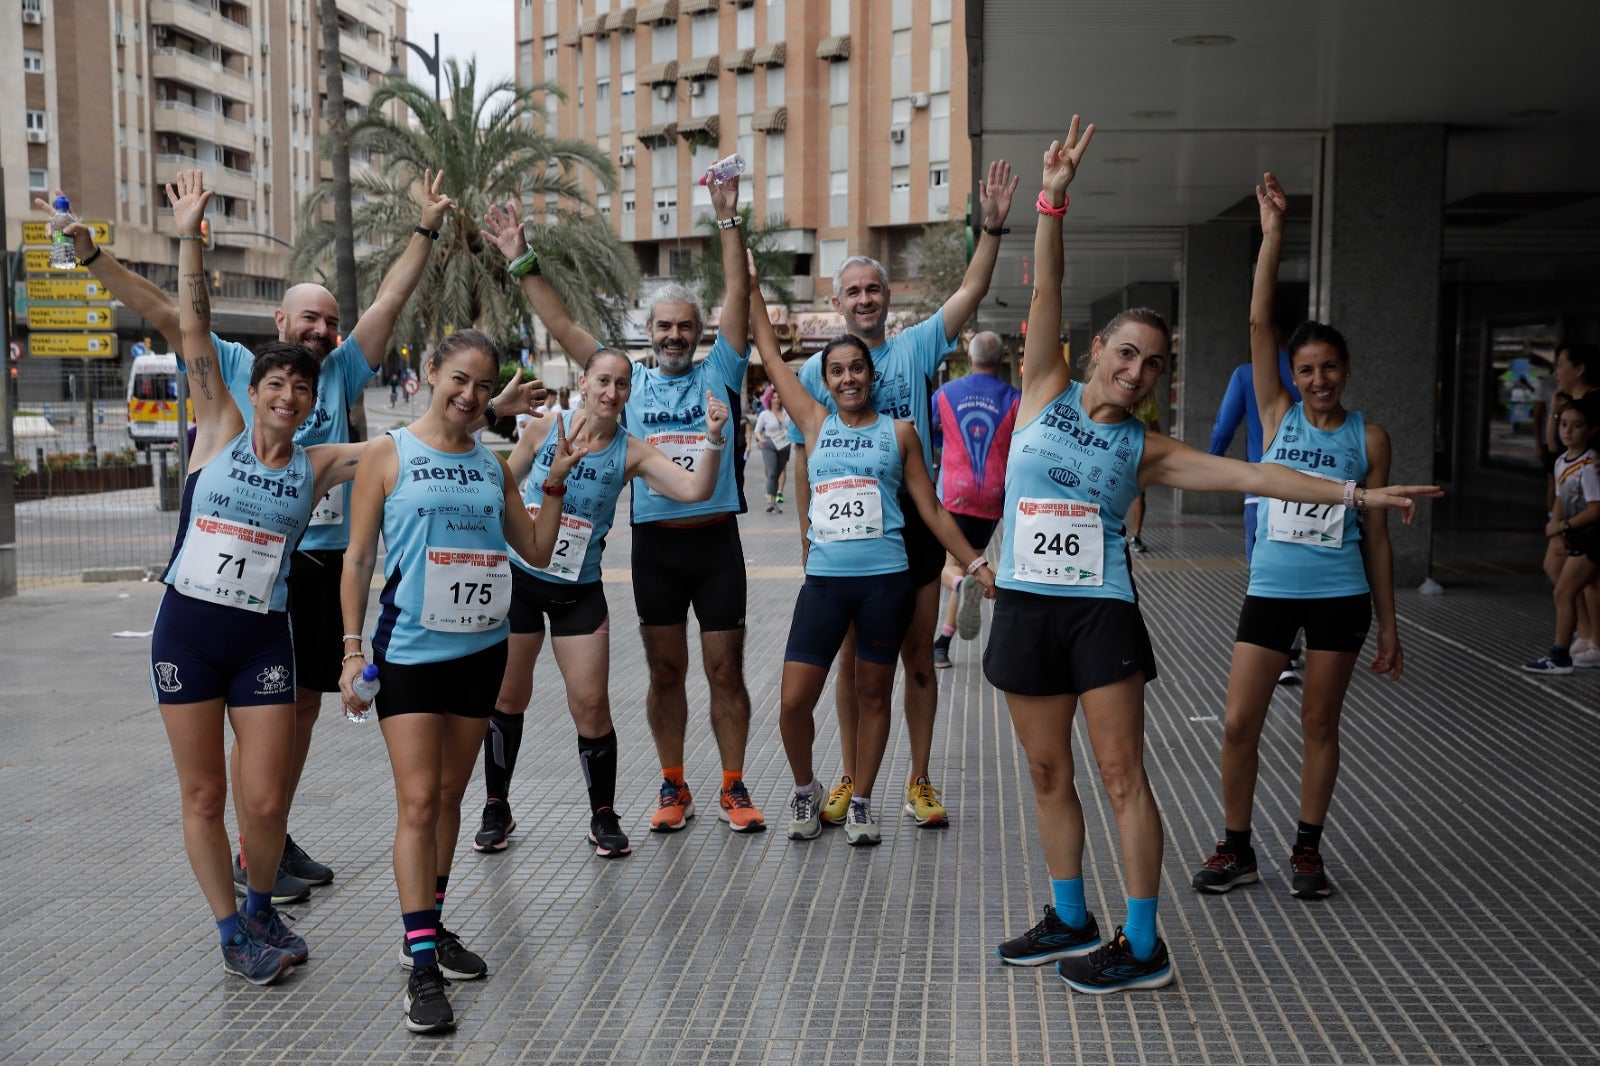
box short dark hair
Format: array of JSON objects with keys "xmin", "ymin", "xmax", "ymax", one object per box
[
  {"xmin": 821, "ymin": 335, "xmax": 875, "ymax": 381},
  {"xmin": 1286, "ymin": 320, "xmax": 1351, "ymax": 365},
  {"xmin": 1560, "ymin": 341, "xmax": 1600, "ymax": 389},
  {"xmin": 249, "ymin": 341, "xmax": 320, "ymax": 389},
  {"xmin": 428, "ymin": 328, "xmax": 500, "ymax": 372}
]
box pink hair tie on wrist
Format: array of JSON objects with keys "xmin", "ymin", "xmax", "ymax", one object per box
[
  {"xmin": 966, "ymin": 556, "xmax": 989, "ymax": 575},
  {"xmin": 1036, "ymin": 190, "xmax": 1069, "ymax": 218},
  {"xmin": 1342, "ymin": 480, "xmax": 1357, "ymax": 508}
]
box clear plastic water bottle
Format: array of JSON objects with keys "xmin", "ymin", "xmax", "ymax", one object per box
[
  {"xmin": 347, "ymin": 663, "xmax": 380, "ymax": 723},
  {"xmin": 49, "ymin": 195, "xmax": 79, "ymax": 270},
  {"xmin": 698, "ymin": 153, "xmax": 746, "ymax": 186}
]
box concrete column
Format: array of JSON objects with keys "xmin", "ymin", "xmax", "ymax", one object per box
[
  {"xmin": 1176, "ymin": 222, "xmax": 1254, "ymax": 515},
  {"xmin": 1314, "ymin": 124, "xmax": 1445, "ymax": 586}
]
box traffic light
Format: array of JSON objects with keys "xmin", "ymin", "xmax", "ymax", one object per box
[{"xmin": 199, "ymin": 219, "xmax": 212, "ymax": 249}]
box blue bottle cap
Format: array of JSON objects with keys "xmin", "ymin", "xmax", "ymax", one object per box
[
  {"xmin": 362, "ymin": 663, "xmax": 379, "ymax": 680},
  {"xmin": 53, "ymin": 195, "xmax": 70, "ymax": 211}
]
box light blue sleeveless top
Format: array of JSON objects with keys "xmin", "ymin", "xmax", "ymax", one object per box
[
  {"xmin": 997, "ymin": 382, "xmax": 1145, "ymax": 602},
  {"xmin": 1249, "ymin": 403, "xmax": 1370, "ymax": 598},
  {"xmin": 372, "ymin": 428, "xmax": 510, "ymax": 665},
  {"xmin": 805, "ymin": 412, "xmax": 907, "ymax": 577},
  {"xmin": 162, "ymin": 428, "xmax": 315, "ymax": 613},
  {"xmin": 516, "ymin": 411, "xmax": 630, "ymax": 584}
]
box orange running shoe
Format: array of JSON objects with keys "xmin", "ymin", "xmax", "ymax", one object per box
[
  {"xmin": 718, "ymin": 779, "xmax": 766, "ymax": 833},
  {"xmin": 649, "ymin": 778, "xmax": 695, "ymax": 832}
]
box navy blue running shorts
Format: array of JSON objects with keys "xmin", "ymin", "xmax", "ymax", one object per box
[
  {"xmin": 1234, "ymin": 593, "xmax": 1371, "ymax": 655},
  {"xmin": 785, "ymin": 572, "xmax": 916, "ymax": 668},
  {"xmin": 983, "ymin": 588, "xmax": 1157, "ymax": 697},
  {"xmin": 286, "ymin": 548, "xmax": 345, "ymax": 693},
  {"xmin": 630, "ymin": 516, "xmax": 747, "ymax": 630},
  {"xmin": 508, "ymin": 568, "xmax": 610, "ymax": 637},
  {"xmin": 372, "ymin": 640, "xmax": 508, "ymax": 720},
  {"xmin": 149, "ymin": 587, "xmax": 297, "ymax": 707}
]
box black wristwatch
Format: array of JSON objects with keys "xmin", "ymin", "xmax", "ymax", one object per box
[
  {"xmin": 484, "ymin": 400, "xmax": 498, "ymax": 424},
  {"xmin": 415, "ymin": 224, "xmax": 440, "ymax": 241}
]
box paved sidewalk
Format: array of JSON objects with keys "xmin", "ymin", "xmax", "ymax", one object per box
[{"xmin": 2, "ymin": 463, "xmax": 1597, "ymax": 1064}]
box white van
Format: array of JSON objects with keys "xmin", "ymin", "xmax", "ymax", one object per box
[{"xmin": 126, "ymin": 354, "xmax": 193, "ymax": 450}]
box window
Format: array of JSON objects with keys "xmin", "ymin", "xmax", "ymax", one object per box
[
  {"xmin": 830, "ymin": 0, "xmax": 849, "ymax": 34},
  {"xmin": 930, "ymin": 167, "xmax": 949, "ymax": 187},
  {"xmin": 691, "ymin": 12, "xmax": 718, "ymax": 54},
  {"xmin": 28, "ymin": 168, "xmax": 48, "ymax": 192},
  {"xmin": 819, "ymin": 239, "xmax": 846, "ymax": 278},
  {"xmin": 668, "ymin": 248, "xmax": 694, "ymax": 275},
  {"xmin": 623, "ymin": 196, "xmax": 636, "ymax": 213},
  {"xmin": 543, "ymin": 35, "xmax": 558, "ymax": 59},
  {"xmin": 22, "ymin": 0, "xmax": 42, "ymax": 15},
  {"xmin": 23, "ymin": 50, "xmax": 44, "ymax": 74},
  {"xmin": 736, "ymin": 3, "xmax": 754, "ymax": 47},
  {"xmin": 26, "ymin": 110, "xmax": 47, "ymax": 133}
]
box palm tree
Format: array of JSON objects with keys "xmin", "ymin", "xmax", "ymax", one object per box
[
  {"xmin": 674, "ymin": 207, "xmax": 799, "ymax": 315},
  {"xmin": 292, "ymin": 57, "xmax": 640, "ymax": 353}
]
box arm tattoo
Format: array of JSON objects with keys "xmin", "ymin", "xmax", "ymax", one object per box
[{"xmin": 188, "ymin": 355, "xmax": 215, "ymax": 400}]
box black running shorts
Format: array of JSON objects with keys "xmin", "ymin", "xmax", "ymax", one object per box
[
  {"xmin": 1234, "ymin": 593, "xmax": 1372, "ymax": 655},
  {"xmin": 630, "ymin": 517, "xmax": 748, "ymax": 630},
  {"xmin": 508, "ymin": 568, "xmax": 610, "ymax": 637},
  {"xmin": 983, "ymin": 588, "xmax": 1157, "ymax": 697},
  {"xmin": 286, "ymin": 548, "xmax": 346, "ymax": 693},
  {"xmin": 372, "ymin": 640, "xmax": 508, "ymax": 720}
]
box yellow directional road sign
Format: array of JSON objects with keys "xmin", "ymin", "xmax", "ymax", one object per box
[
  {"xmin": 22, "ymin": 220, "xmax": 114, "ymax": 245},
  {"xmin": 27, "ymin": 305, "xmax": 116, "ymax": 330},
  {"xmin": 25, "ymin": 277, "xmax": 111, "ymax": 302},
  {"xmin": 28, "ymin": 333, "xmax": 118, "ymax": 358},
  {"xmin": 24, "ymin": 249, "xmax": 91, "ymax": 275}
]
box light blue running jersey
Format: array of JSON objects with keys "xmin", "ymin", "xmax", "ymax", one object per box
[
  {"xmin": 161, "ymin": 428, "xmax": 316, "ymax": 613},
  {"xmin": 786, "ymin": 311, "xmax": 956, "ymax": 472},
  {"xmin": 215, "ymin": 333, "xmax": 376, "ymax": 550},
  {"xmin": 804, "ymin": 412, "xmax": 906, "ymax": 577},
  {"xmin": 515, "ymin": 412, "xmax": 630, "ymax": 584},
  {"xmin": 998, "ymin": 382, "xmax": 1145, "ymax": 602},
  {"xmin": 372, "ymin": 429, "xmax": 510, "ymax": 665},
  {"xmin": 626, "ymin": 331, "xmax": 749, "ymax": 523},
  {"xmin": 1248, "ymin": 403, "xmax": 1370, "ymax": 599}
]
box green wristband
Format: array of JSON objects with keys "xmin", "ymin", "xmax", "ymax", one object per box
[{"xmin": 507, "ymin": 249, "xmax": 541, "ymax": 278}]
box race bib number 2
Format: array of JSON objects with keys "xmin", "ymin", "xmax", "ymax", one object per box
[
  {"xmin": 421, "ymin": 547, "xmax": 511, "ymax": 631},
  {"xmin": 524, "ymin": 505, "xmax": 595, "ymax": 582},
  {"xmin": 1013, "ymin": 498, "xmax": 1104, "ymax": 586},
  {"xmin": 308, "ymin": 487, "xmax": 342, "ymax": 527},
  {"xmin": 172, "ymin": 516, "xmax": 286, "ymax": 613}
]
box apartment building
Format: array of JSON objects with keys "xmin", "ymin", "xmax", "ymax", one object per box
[
  {"xmin": 1, "ymin": 0, "xmax": 407, "ymax": 400},
  {"xmin": 516, "ymin": 0, "xmax": 969, "ymax": 322}
]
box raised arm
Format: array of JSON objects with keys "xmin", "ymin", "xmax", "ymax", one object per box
[
  {"xmin": 347, "ymin": 169, "xmax": 455, "ymax": 368},
  {"xmin": 1251, "ymin": 172, "xmax": 1294, "ymax": 439},
  {"xmin": 624, "ymin": 390, "xmax": 729, "ymax": 502},
  {"xmin": 710, "ymin": 175, "xmax": 750, "ymax": 352},
  {"xmin": 749, "ymin": 276, "xmax": 828, "ymax": 441},
  {"xmin": 1020, "ymin": 118, "xmax": 1095, "ymax": 419},
  {"xmin": 38, "ymin": 189, "xmax": 181, "ymax": 351},
  {"xmin": 938, "ymin": 160, "xmax": 1020, "ymax": 341},
  {"xmin": 482, "ymin": 201, "xmax": 603, "ymax": 366},
  {"xmin": 168, "ymin": 170, "xmax": 242, "ymax": 461}
]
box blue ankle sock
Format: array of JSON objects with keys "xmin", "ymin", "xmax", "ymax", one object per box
[
  {"xmin": 244, "ymin": 886, "xmax": 272, "ymax": 919},
  {"xmin": 1123, "ymin": 896, "xmax": 1159, "ymax": 960},
  {"xmin": 217, "ymin": 913, "xmax": 242, "ymax": 945},
  {"xmin": 402, "ymin": 908, "xmax": 438, "ymax": 970},
  {"xmin": 1050, "ymin": 877, "xmax": 1087, "ymax": 929}
]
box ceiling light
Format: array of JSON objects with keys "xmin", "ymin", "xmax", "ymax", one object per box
[
  {"xmin": 1130, "ymin": 110, "xmax": 1176, "ymax": 119},
  {"xmin": 1172, "ymin": 34, "xmax": 1236, "ymax": 47}
]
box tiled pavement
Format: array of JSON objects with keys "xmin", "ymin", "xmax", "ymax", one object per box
[{"xmin": 3, "ymin": 460, "xmax": 1598, "ymax": 1064}]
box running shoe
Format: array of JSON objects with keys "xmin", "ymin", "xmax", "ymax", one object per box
[
  {"xmin": 956, "ymin": 574, "xmax": 984, "ymax": 640},
  {"xmin": 787, "ymin": 782, "xmax": 824, "ymax": 841},
  {"xmin": 766, "ymin": 501, "xmax": 776, "ymax": 513},
  {"xmin": 904, "ymin": 776, "xmax": 948, "ymax": 827},
  {"xmin": 844, "ymin": 800, "xmax": 881, "ymax": 846},
  {"xmin": 650, "ymin": 778, "xmax": 695, "ymax": 833},
  {"xmin": 821, "ymin": 775, "xmax": 854, "ymax": 826},
  {"xmin": 933, "ymin": 642, "xmax": 953, "ymax": 669},
  {"xmin": 402, "ymin": 926, "xmax": 488, "ymax": 980},
  {"xmin": 1191, "ymin": 844, "xmax": 1261, "ymax": 893},
  {"xmin": 1522, "ymin": 653, "xmax": 1574, "ymax": 675},
  {"xmin": 281, "ymin": 835, "xmax": 333, "ymax": 886},
  {"xmin": 243, "ymin": 906, "xmax": 308, "ymax": 965},
  {"xmin": 775, "ymin": 493, "xmax": 784, "ymax": 504},
  {"xmin": 1057, "ymin": 928, "xmax": 1174, "ymax": 995},
  {"xmin": 233, "ymin": 854, "xmax": 312, "ymax": 905},
  {"xmin": 588, "ymin": 807, "xmax": 632, "ymax": 858},
  {"xmin": 995, "ymin": 905, "xmax": 1102, "ymax": 965},
  {"xmin": 221, "ymin": 927, "xmax": 295, "ymax": 986},
  {"xmin": 718, "ymin": 779, "xmax": 766, "ymax": 832},
  {"xmin": 473, "ymin": 799, "xmax": 516, "ymax": 853},
  {"xmin": 1277, "ymin": 667, "xmax": 1301, "ymax": 686},
  {"xmin": 404, "ymin": 964, "xmax": 456, "ymax": 1034},
  {"xmin": 1129, "ymin": 535, "xmax": 1148, "ymax": 555},
  {"xmin": 1289, "ymin": 847, "xmax": 1334, "ymax": 899},
  {"xmin": 1574, "ymin": 645, "xmax": 1600, "ymax": 669}
]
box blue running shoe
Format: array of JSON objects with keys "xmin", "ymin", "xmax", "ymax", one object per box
[
  {"xmin": 221, "ymin": 927, "xmax": 295, "ymax": 986},
  {"xmin": 996, "ymin": 905, "xmax": 1101, "ymax": 965},
  {"xmin": 244, "ymin": 906, "xmax": 308, "ymax": 965},
  {"xmin": 1057, "ymin": 927, "xmax": 1174, "ymax": 994}
]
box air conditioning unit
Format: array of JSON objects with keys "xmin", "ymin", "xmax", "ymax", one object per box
[
  {"xmin": 889, "ymin": 126, "xmax": 907, "ymax": 144},
  {"xmin": 115, "ymin": 32, "xmax": 128, "ymax": 45},
  {"xmin": 260, "ymin": 41, "xmax": 271, "ymax": 56},
  {"xmin": 617, "ymin": 147, "xmax": 636, "ymax": 166},
  {"xmin": 658, "ymin": 211, "xmax": 671, "ymax": 224},
  {"xmin": 654, "ymin": 82, "xmax": 674, "ymax": 101},
  {"xmin": 22, "ymin": 10, "xmax": 42, "ymax": 24},
  {"xmin": 687, "ymin": 80, "xmax": 705, "ymax": 97},
  {"xmin": 27, "ymin": 130, "xmax": 47, "ymax": 143},
  {"xmin": 910, "ymin": 92, "xmax": 931, "ymax": 110}
]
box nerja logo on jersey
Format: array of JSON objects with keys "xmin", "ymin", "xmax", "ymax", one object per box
[
  {"xmin": 1269, "ymin": 444, "xmax": 1340, "ymax": 470},
  {"xmin": 408, "ymin": 462, "xmax": 487, "ymax": 485}
]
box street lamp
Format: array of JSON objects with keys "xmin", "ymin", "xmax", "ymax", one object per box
[{"xmin": 387, "ymin": 32, "xmax": 441, "ymax": 101}]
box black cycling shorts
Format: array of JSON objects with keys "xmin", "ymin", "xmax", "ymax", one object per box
[
  {"xmin": 372, "ymin": 640, "xmax": 508, "ymax": 720},
  {"xmin": 630, "ymin": 517, "xmax": 747, "ymax": 630},
  {"xmin": 1234, "ymin": 593, "xmax": 1372, "ymax": 655},
  {"xmin": 508, "ymin": 568, "xmax": 610, "ymax": 637},
  {"xmin": 150, "ymin": 588, "xmax": 297, "ymax": 707},
  {"xmin": 286, "ymin": 548, "xmax": 345, "ymax": 693}
]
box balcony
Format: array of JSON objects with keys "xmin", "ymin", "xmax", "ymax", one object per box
[
  {"xmin": 150, "ymin": 0, "xmax": 251, "ymax": 54},
  {"xmin": 152, "ymin": 48, "xmax": 252, "ymax": 103},
  {"xmin": 153, "ymin": 99, "xmax": 224, "ymax": 142},
  {"xmin": 342, "ymin": 72, "xmax": 374, "ymax": 106}
]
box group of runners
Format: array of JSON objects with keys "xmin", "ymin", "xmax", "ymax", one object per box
[{"xmin": 55, "ymin": 113, "xmax": 1449, "ymax": 1032}]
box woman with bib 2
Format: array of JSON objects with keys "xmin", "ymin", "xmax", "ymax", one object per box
[
  {"xmin": 338, "ymin": 330, "xmax": 577, "ymax": 1035},
  {"xmin": 1191, "ymin": 172, "xmax": 1421, "ymax": 903},
  {"xmin": 746, "ymin": 272, "xmax": 996, "ymax": 847},
  {"xmin": 154, "ymin": 170, "xmax": 366, "ymax": 985},
  {"xmin": 988, "ymin": 124, "xmax": 1440, "ymax": 995}
]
